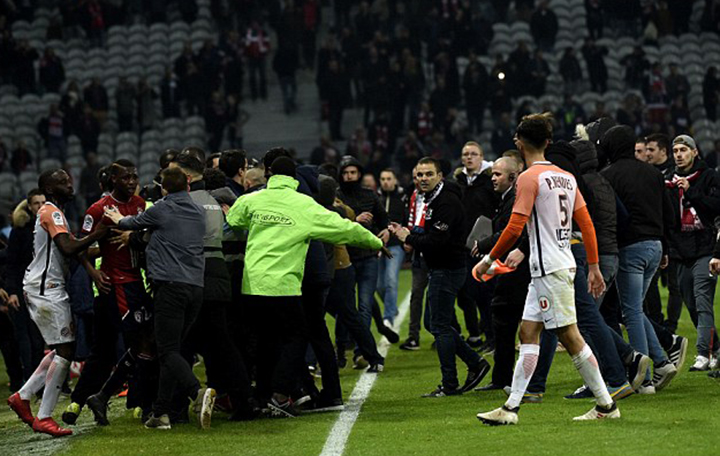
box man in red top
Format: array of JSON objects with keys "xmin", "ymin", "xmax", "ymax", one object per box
[{"xmin": 62, "ymin": 159, "xmax": 156, "ymax": 426}]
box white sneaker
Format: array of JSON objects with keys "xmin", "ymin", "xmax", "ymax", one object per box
[
  {"xmin": 383, "ymin": 319, "xmax": 393, "ymax": 329},
  {"xmin": 573, "ymin": 403, "xmax": 621, "ymax": 421},
  {"xmin": 477, "ymin": 406, "xmax": 518, "ymax": 425},
  {"xmin": 637, "ymin": 383, "xmax": 656, "ymax": 395},
  {"xmin": 652, "ymin": 362, "xmax": 677, "ymax": 391},
  {"xmin": 690, "ymin": 355, "xmax": 710, "ymax": 371}
]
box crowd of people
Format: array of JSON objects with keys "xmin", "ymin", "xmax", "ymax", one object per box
[{"xmin": 1, "ymin": 111, "xmax": 720, "ymax": 435}]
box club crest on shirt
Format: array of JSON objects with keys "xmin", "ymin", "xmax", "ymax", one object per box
[{"xmin": 539, "ymin": 296, "xmax": 551, "ymax": 312}]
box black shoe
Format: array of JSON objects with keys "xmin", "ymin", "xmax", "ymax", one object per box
[
  {"xmin": 353, "ymin": 355, "xmax": 369, "ymax": 370},
  {"xmin": 476, "ymin": 341, "xmax": 495, "ymax": 355},
  {"xmin": 86, "ymin": 393, "xmax": 110, "ymax": 426},
  {"xmin": 267, "ymin": 397, "xmax": 299, "ymax": 418},
  {"xmin": 302, "ymin": 397, "xmax": 344, "ymax": 413},
  {"xmin": 474, "ymin": 383, "xmax": 504, "ymax": 392},
  {"xmin": 400, "ymin": 339, "xmax": 420, "ymax": 351},
  {"xmin": 422, "ymin": 385, "xmax": 462, "ymax": 398},
  {"xmin": 708, "ymin": 370, "xmax": 720, "ymax": 379},
  {"xmin": 337, "ymin": 351, "xmax": 347, "ymax": 369},
  {"xmin": 467, "ymin": 336, "xmax": 484, "ymax": 348},
  {"xmin": 367, "ymin": 363, "xmax": 384, "ymax": 373},
  {"xmin": 378, "ymin": 324, "xmax": 400, "ymax": 344},
  {"xmin": 626, "ymin": 351, "xmax": 650, "ymax": 391},
  {"xmin": 460, "ymin": 358, "xmax": 491, "ymax": 393}
]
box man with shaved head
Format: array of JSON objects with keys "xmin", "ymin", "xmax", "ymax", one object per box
[{"xmin": 473, "ymin": 157, "xmax": 531, "ymax": 391}]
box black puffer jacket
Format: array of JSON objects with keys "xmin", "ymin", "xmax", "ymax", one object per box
[
  {"xmin": 405, "ymin": 181, "xmax": 466, "ymax": 270},
  {"xmin": 573, "ymin": 139, "xmax": 618, "ymax": 255},
  {"xmin": 338, "ymin": 157, "xmax": 389, "ymax": 261},
  {"xmin": 600, "ymin": 125, "xmax": 674, "ymax": 249},
  {"xmin": 456, "ymin": 167, "xmax": 498, "ymax": 237},
  {"xmin": 667, "ymin": 160, "xmax": 720, "ymax": 261}
]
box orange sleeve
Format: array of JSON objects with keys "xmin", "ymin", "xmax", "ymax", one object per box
[
  {"xmin": 512, "ymin": 169, "xmax": 540, "ymax": 216},
  {"xmin": 574, "ymin": 186, "xmax": 587, "ymax": 211},
  {"xmin": 40, "ymin": 208, "xmax": 70, "ymax": 239},
  {"xmin": 573, "ymin": 205, "xmax": 599, "ymax": 265},
  {"xmin": 489, "ymin": 213, "xmax": 529, "ymax": 260}
]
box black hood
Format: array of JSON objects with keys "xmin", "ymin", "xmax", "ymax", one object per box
[
  {"xmin": 441, "ymin": 179, "xmax": 463, "ymax": 199},
  {"xmin": 675, "ymin": 156, "xmax": 709, "ymax": 177},
  {"xmin": 599, "ymin": 125, "xmax": 636, "ymax": 164},
  {"xmin": 546, "ymin": 141, "xmax": 582, "ymax": 177},
  {"xmin": 585, "ymin": 117, "xmax": 617, "ymax": 167},
  {"xmin": 571, "ymin": 139, "xmax": 599, "ymax": 174},
  {"xmin": 339, "ymin": 155, "xmax": 364, "ymax": 176}
]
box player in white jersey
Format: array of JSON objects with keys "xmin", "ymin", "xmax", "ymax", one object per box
[
  {"xmin": 474, "ymin": 113, "xmax": 619, "ymax": 425},
  {"xmin": 7, "ymin": 169, "xmax": 107, "ymax": 437}
]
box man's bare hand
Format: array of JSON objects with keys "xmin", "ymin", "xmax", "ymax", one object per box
[
  {"xmin": 505, "ymin": 249, "xmax": 525, "ymax": 268},
  {"xmin": 710, "ymin": 258, "xmax": 720, "ymax": 275},
  {"xmin": 88, "ymin": 268, "xmax": 112, "ymax": 294},
  {"xmin": 588, "ymin": 264, "xmax": 606, "ymax": 299},
  {"xmin": 108, "ymin": 229, "xmax": 131, "ymax": 251},
  {"xmin": 659, "ymin": 255, "xmax": 669, "ymax": 270},
  {"xmin": 7, "ymin": 294, "xmax": 20, "ymax": 311},
  {"xmin": 103, "ymin": 206, "xmax": 125, "ymax": 225},
  {"xmin": 356, "ymin": 212, "xmax": 373, "ymax": 225},
  {"xmin": 378, "ymin": 228, "xmax": 390, "ymax": 245}
]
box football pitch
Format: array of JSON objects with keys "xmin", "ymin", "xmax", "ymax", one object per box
[{"xmin": 1, "ymin": 270, "xmax": 719, "ymax": 456}]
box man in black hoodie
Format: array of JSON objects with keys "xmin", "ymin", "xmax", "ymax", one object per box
[
  {"xmin": 600, "ymin": 126, "xmax": 677, "ymax": 392},
  {"xmin": 667, "ymin": 135, "xmax": 720, "ymax": 371},
  {"xmin": 390, "ymin": 157, "xmax": 490, "ymax": 397}
]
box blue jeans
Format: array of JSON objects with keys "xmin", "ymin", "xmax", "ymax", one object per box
[
  {"xmin": 677, "ymin": 255, "xmax": 718, "ymax": 356},
  {"xmin": 377, "ymin": 245, "xmax": 404, "ymax": 324},
  {"xmin": 353, "ymin": 256, "xmax": 379, "ymax": 329},
  {"xmin": 528, "ymin": 244, "xmax": 628, "ymax": 392},
  {"xmin": 426, "ymin": 267, "xmax": 481, "ymax": 390},
  {"xmin": 596, "ymin": 254, "xmax": 619, "ymax": 306},
  {"xmin": 616, "ymin": 240, "xmax": 667, "ymax": 368}
]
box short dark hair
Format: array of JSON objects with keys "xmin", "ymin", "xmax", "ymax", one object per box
[
  {"xmin": 160, "ymin": 167, "xmax": 188, "ymax": 194},
  {"xmin": 110, "ymin": 159, "xmax": 136, "ymax": 178},
  {"xmin": 38, "ymin": 169, "xmax": 63, "ymax": 194},
  {"xmin": 380, "ymin": 168, "xmax": 397, "ymax": 177},
  {"xmin": 203, "ymin": 167, "xmax": 227, "ymax": 191},
  {"xmin": 270, "ymin": 156, "xmax": 296, "ymax": 178},
  {"xmin": 160, "ymin": 149, "xmax": 178, "ymax": 169},
  {"xmin": 174, "ymin": 147, "xmax": 206, "ymax": 175},
  {"xmin": 645, "ymin": 133, "xmax": 670, "ymax": 153},
  {"xmin": 516, "ymin": 112, "xmax": 554, "ymax": 149},
  {"xmin": 98, "ymin": 165, "xmax": 113, "ymax": 192},
  {"xmin": 219, "ymin": 149, "xmax": 247, "ymax": 178},
  {"xmin": 417, "ymin": 157, "xmax": 441, "ymax": 173},
  {"xmin": 263, "ymin": 147, "xmax": 292, "ymax": 170},
  {"xmin": 27, "ymin": 188, "xmax": 43, "ymax": 202}
]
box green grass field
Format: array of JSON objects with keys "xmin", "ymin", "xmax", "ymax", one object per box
[{"xmin": 1, "ymin": 270, "xmax": 719, "ymax": 455}]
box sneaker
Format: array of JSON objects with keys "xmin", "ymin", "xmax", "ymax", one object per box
[
  {"xmin": 475, "ymin": 383, "xmax": 504, "ymax": 392},
  {"xmin": 476, "ymin": 341, "xmax": 495, "ymax": 356},
  {"xmin": 572, "ymin": 403, "xmax": 621, "ymax": 421},
  {"xmin": 367, "ymin": 363, "xmax": 384, "ymax": 373},
  {"xmin": 708, "ymin": 370, "xmax": 720, "ymax": 379},
  {"xmin": 378, "ymin": 324, "xmax": 400, "ymax": 344},
  {"xmin": 608, "ymin": 382, "xmax": 634, "ymax": 401},
  {"xmin": 564, "ymin": 385, "xmax": 593, "ymax": 400},
  {"xmin": 337, "ymin": 351, "xmax": 347, "ymax": 369},
  {"xmin": 400, "ymin": 339, "xmax": 420, "ymax": 351},
  {"xmin": 467, "ymin": 336, "xmax": 484, "ymax": 348},
  {"xmin": 637, "ymin": 381, "xmax": 655, "ymax": 395},
  {"xmin": 132, "ymin": 407, "xmax": 143, "ymax": 420},
  {"xmin": 32, "ymin": 417, "xmax": 73, "ymax": 437},
  {"xmin": 460, "ymin": 358, "xmax": 491, "ymax": 393},
  {"xmin": 8, "ymin": 392, "xmax": 34, "ymax": 426},
  {"xmin": 477, "ymin": 405, "xmax": 519, "ymax": 425},
  {"xmin": 302, "ymin": 397, "xmax": 344, "ymax": 414},
  {"xmin": 667, "ymin": 335, "xmax": 688, "ymax": 371},
  {"xmin": 627, "ymin": 352, "xmax": 651, "ymax": 391},
  {"xmin": 86, "ymin": 393, "xmax": 110, "ymax": 426},
  {"xmin": 422, "ymin": 385, "xmax": 461, "ymax": 398},
  {"xmin": 709, "ymin": 350, "xmax": 720, "ymax": 370},
  {"xmin": 267, "ymin": 397, "xmax": 298, "ymax": 418},
  {"xmin": 502, "ymin": 386, "xmax": 543, "ymax": 404},
  {"xmin": 352, "ymin": 355, "xmax": 369, "ymax": 370},
  {"xmin": 652, "ymin": 361, "xmax": 677, "ymax": 391},
  {"xmin": 144, "ymin": 413, "xmax": 171, "ymax": 430},
  {"xmin": 690, "ymin": 355, "xmax": 710, "ymax": 371},
  {"xmin": 191, "ymin": 387, "xmax": 216, "ymax": 429}
]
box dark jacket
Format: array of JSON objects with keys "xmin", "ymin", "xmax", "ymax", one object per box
[
  {"xmin": 297, "ymin": 165, "xmax": 332, "ymax": 286},
  {"xmin": 546, "ymin": 141, "xmax": 595, "ymax": 218},
  {"xmin": 4, "ymin": 201, "xmax": 34, "ymax": 296},
  {"xmin": 456, "ymin": 167, "xmax": 498, "ymax": 237},
  {"xmin": 667, "ymin": 160, "xmax": 720, "ymax": 261},
  {"xmin": 600, "ymin": 125, "xmax": 674, "ymax": 249},
  {"xmin": 405, "ymin": 181, "xmax": 466, "ymax": 270},
  {"xmin": 338, "ymin": 157, "xmax": 388, "ymax": 261},
  {"xmin": 574, "ymin": 139, "xmax": 618, "ymax": 255},
  {"xmin": 377, "ymin": 186, "xmax": 408, "ymax": 247},
  {"xmin": 655, "ymin": 157, "xmax": 676, "ymax": 180},
  {"xmin": 476, "ymin": 186, "xmax": 531, "ymax": 304}
]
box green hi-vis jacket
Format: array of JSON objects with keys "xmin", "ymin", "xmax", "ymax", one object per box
[{"xmin": 226, "ymin": 175, "xmax": 383, "ymax": 296}]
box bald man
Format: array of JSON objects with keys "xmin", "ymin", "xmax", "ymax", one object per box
[
  {"xmin": 243, "ymin": 167, "xmax": 267, "ymax": 193},
  {"xmin": 473, "ymin": 157, "xmax": 531, "ymax": 391}
]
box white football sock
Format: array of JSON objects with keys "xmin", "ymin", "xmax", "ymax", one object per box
[
  {"xmin": 37, "ymin": 355, "xmax": 70, "ymax": 420},
  {"xmin": 572, "ymin": 344, "xmax": 613, "ymax": 407},
  {"xmin": 505, "ymin": 344, "xmax": 540, "ymax": 409},
  {"xmin": 18, "ymin": 350, "xmax": 56, "ymax": 401}
]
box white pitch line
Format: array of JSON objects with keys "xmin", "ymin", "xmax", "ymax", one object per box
[{"xmin": 319, "ymin": 292, "xmax": 411, "ymax": 456}]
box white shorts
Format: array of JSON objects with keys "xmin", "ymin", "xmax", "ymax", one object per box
[
  {"xmin": 24, "ymin": 287, "xmax": 75, "ymax": 346},
  {"xmin": 522, "ymin": 268, "xmax": 577, "ymax": 330}
]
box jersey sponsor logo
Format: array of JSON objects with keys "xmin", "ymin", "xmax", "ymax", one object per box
[
  {"xmin": 539, "ymin": 296, "xmax": 551, "ymax": 312},
  {"xmin": 555, "ymin": 228, "xmax": 571, "ymax": 249},
  {"xmin": 251, "ymin": 210, "xmax": 296, "ymax": 227},
  {"xmin": 83, "ymin": 214, "xmax": 94, "ymax": 232},
  {"xmin": 52, "ymin": 211, "xmax": 65, "ymax": 226}
]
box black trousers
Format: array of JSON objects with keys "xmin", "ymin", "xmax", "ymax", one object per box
[
  {"xmin": 153, "ymin": 281, "xmax": 202, "ymax": 416},
  {"xmin": 8, "ymin": 297, "xmax": 44, "ymax": 382},
  {"xmin": 456, "ymin": 255, "xmax": 495, "ymax": 343},
  {"xmin": 490, "ymin": 301, "xmax": 524, "ymax": 387},
  {"xmin": 301, "ymin": 283, "xmax": 342, "ymax": 401},
  {"xmin": 248, "ymin": 295, "xmax": 308, "ymax": 399},
  {"xmin": 0, "ymin": 311, "xmax": 24, "ymax": 390},
  {"xmin": 182, "ymin": 299, "xmax": 253, "ymax": 412}
]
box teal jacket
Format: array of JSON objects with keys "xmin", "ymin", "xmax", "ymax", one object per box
[{"xmin": 226, "ymin": 175, "xmax": 383, "ymax": 296}]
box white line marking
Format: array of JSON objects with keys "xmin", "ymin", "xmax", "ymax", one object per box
[{"xmin": 319, "ymin": 292, "xmax": 411, "ymax": 456}]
